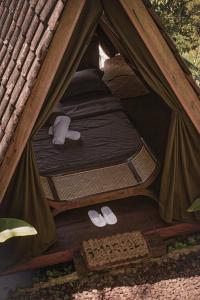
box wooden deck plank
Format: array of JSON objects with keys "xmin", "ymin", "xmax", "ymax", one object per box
[
  {"xmin": 2, "ymin": 197, "xmax": 200, "ymax": 275},
  {"xmin": 1, "ymin": 250, "xmax": 74, "ymax": 276},
  {"xmin": 144, "ymin": 223, "xmax": 200, "ymax": 240}
]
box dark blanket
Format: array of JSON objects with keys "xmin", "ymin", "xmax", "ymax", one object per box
[
  {"xmin": 33, "ymin": 97, "xmax": 142, "ymax": 175},
  {"xmin": 63, "ymin": 96, "xmax": 122, "ymax": 119}
]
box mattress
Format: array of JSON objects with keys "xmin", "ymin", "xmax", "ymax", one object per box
[{"xmin": 33, "ymin": 97, "xmax": 143, "ymax": 176}]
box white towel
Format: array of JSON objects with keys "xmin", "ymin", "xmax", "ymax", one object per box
[
  {"xmin": 50, "ymin": 116, "xmax": 71, "ymax": 145},
  {"xmin": 66, "ymin": 130, "xmax": 81, "ymax": 141},
  {"xmin": 49, "ymin": 128, "xmax": 81, "ymax": 141},
  {"xmin": 48, "ymin": 116, "xmax": 81, "ymax": 143}
]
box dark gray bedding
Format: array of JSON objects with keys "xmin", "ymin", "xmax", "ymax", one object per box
[
  {"xmin": 33, "ymin": 97, "xmax": 142, "ymax": 175},
  {"xmin": 63, "ymin": 96, "xmax": 122, "ymax": 119}
]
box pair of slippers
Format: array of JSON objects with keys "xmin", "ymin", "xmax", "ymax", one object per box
[{"xmin": 88, "ymin": 206, "xmax": 117, "ymax": 227}]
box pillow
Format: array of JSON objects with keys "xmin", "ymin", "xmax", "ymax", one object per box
[
  {"xmin": 103, "ymin": 55, "xmax": 149, "ymax": 99},
  {"xmin": 60, "ymin": 69, "xmax": 111, "ymax": 104}
]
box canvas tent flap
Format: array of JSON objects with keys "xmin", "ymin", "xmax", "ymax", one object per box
[
  {"xmin": 96, "ymin": 24, "xmax": 118, "ymax": 58},
  {"xmin": 0, "ymin": 0, "xmax": 102, "ymax": 269},
  {"xmin": 118, "ymin": 0, "xmax": 200, "ymax": 131},
  {"xmin": 102, "ymin": 0, "xmax": 200, "ymax": 223},
  {"xmin": 0, "ymin": 143, "xmax": 57, "ymax": 269}
]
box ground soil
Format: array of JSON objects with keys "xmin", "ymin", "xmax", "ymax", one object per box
[{"xmin": 9, "ymin": 249, "xmax": 200, "ymax": 300}]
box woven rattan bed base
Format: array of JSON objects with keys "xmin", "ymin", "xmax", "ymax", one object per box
[
  {"xmin": 82, "ymin": 231, "xmax": 150, "ymax": 270},
  {"xmin": 41, "ymin": 162, "xmax": 137, "ymax": 201},
  {"xmin": 41, "ymin": 142, "xmax": 158, "ymax": 206}
]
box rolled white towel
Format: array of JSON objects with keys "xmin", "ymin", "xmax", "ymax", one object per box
[
  {"xmin": 66, "ymin": 130, "xmax": 81, "ymax": 141},
  {"xmin": 49, "ymin": 127, "xmax": 81, "ymax": 141},
  {"xmin": 48, "ymin": 126, "xmax": 53, "ymax": 136},
  {"xmin": 51, "ymin": 116, "xmax": 71, "ymax": 145}
]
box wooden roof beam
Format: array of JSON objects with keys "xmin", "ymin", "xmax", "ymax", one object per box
[
  {"xmin": 0, "ymin": 0, "xmax": 86, "ymax": 203},
  {"xmin": 120, "ymin": 0, "xmax": 200, "ymax": 133}
]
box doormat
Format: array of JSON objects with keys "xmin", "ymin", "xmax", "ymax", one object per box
[{"xmin": 82, "ymin": 231, "xmax": 150, "ymax": 270}]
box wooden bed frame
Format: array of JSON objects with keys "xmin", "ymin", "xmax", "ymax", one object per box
[
  {"xmin": 48, "ymin": 179, "xmax": 159, "ymax": 216},
  {"xmin": 41, "ymin": 140, "xmax": 160, "ymax": 216}
]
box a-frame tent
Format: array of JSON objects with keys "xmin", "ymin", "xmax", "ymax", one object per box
[{"xmin": 0, "ymin": 0, "xmax": 200, "ymax": 269}]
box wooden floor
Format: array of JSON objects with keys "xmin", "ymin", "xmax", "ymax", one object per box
[
  {"xmin": 49, "ymin": 196, "xmax": 165, "ymax": 254},
  {"xmin": 3, "ymin": 196, "xmax": 200, "ymax": 275}
]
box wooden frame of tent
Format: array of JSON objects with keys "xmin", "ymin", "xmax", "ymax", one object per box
[
  {"xmin": 0, "ymin": 0, "xmax": 200, "ymax": 203},
  {"xmin": 0, "ymin": 0, "xmax": 200, "ymax": 272}
]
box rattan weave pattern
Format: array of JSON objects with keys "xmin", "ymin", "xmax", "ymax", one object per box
[
  {"xmin": 130, "ymin": 145, "xmax": 156, "ymax": 182},
  {"xmin": 40, "ymin": 176, "xmax": 54, "ymax": 200},
  {"xmin": 47, "ymin": 162, "xmax": 137, "ymax": 201},
  {"xmin": 82, "ymin": 231, "xmax": 149, "ymax": 270},
  {"xmin": 40, "ymin": 144, "xmax": 157, "ymax": 202}
]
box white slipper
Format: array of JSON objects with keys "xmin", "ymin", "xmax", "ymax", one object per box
[
  {"xmin": 101, "ymin": 206, "xmax": 117, "ymax": 225},
  {"xmin": 88, "ymin": 210, "xmax": 106, "ymax": 227}
]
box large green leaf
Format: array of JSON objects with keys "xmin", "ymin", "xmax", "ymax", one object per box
[
  {"xmin": 0, "ymin": 218, "xmax": 37, "ymax": 243},
  {"xmin": 187, "ymin": 197, "xmax": 200, "ymax": 212}
]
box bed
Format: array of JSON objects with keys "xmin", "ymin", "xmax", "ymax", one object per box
[{"xmin": 33, "ymin": 69, "xmax": 159, "ymax": 215}]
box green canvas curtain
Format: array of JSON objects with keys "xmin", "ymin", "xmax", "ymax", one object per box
[
  {"xmin": 96, "ymin": 25, "xmax": 117, "ymax": 58},
  {"xmin": 102, "ymin": 0, "xmax": 200, "ymax": 223},
  {"xmin": 0, "ymin": 0, "xmax": 102, "ymax": 270}
]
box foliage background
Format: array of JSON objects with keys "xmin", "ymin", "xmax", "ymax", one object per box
[{"xmin": 150, "ymin": 0, "xmax": 200, "ymax": 85}]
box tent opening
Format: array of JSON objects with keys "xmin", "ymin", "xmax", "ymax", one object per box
[
  {"xmin": 1, "ymin": 0, "xmax": 200, "ymax": 271},
  {"xmin": 99, "ymin": 46, "xmax": 109, "ymax": 69},
  {"xmin": 31, "ymin": 26, "xmax": 171, "ymax": 216}
]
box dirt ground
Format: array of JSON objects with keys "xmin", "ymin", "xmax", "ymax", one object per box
[{"xmin": 9, "ymin": 249, "xmax": 200, "ymax": 300}]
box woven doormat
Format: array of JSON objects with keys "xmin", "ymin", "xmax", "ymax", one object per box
[{"xmin": 82, "ymin": 231, "xmax": 150, "ymax": 270}]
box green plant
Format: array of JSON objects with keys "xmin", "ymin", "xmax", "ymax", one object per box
[
  {"xmin": 151, "ymin": 0, "xmax": 200, "ymax": 86},
  {"xmin": 167, "ymin": 234, "xmax": 200, "ymax": 253},
  {"xmin": 0, "ymin": 218, "xmax": 37, "ymax": 243},
  {"xmin": 33, "ymin": 262, "xmax": 74, "ymax": 283},
  {"xmin": 187, "ymin": 197, "xmax": 200, "ymax": 212}
]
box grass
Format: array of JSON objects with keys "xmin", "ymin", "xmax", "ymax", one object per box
[
  {"xmin": 32, "ymin": 262, "xmax": 75, "ymax": 283},
  {"xmin": 166, "ymin": 233, "xmax": 200, "ymax": 253}
]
